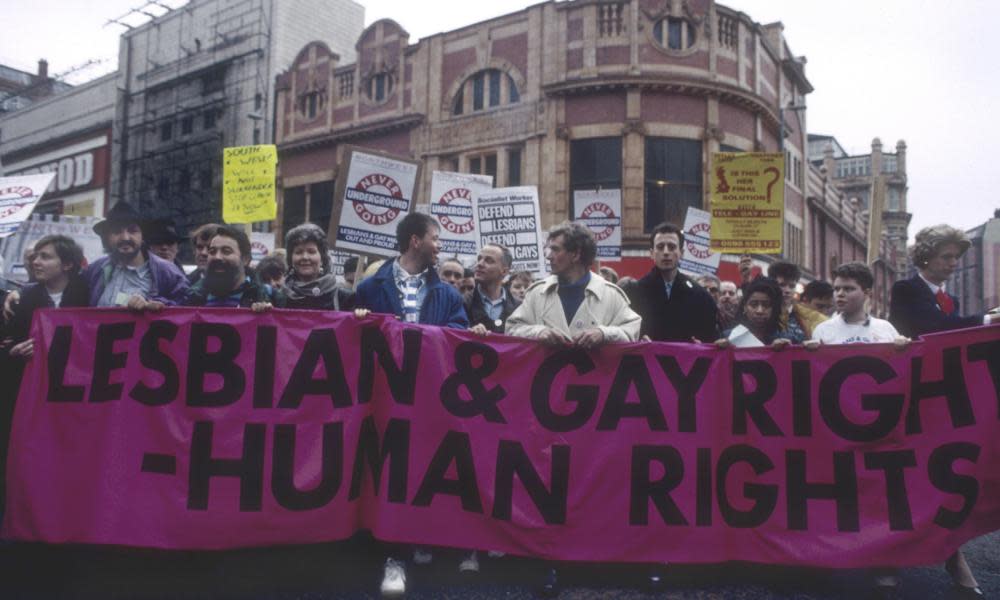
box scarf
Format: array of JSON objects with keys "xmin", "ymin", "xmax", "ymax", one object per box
[{"xmin": 283, "ymin": 272, "xmax": 343, "ymax": 309}]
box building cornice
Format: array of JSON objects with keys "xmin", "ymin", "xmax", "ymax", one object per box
[
  {"xmin": 279, "ymin": 113, "xmax": 425, "ymax": 154},
  {"xmin": 542, "ymin": 75, "xmax": 781, "ymax": 130}
]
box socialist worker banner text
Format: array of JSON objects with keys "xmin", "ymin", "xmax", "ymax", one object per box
[{"xmin": 4, "ymin": 309, "xmax": 1000, "ymax": 568}]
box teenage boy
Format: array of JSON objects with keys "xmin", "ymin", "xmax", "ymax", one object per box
[
  {"xmin": 807, "ymin": 262, "xmax": 908, "ymax": 347},
  {"xmin": 806, "ymin": 261, "xmax": 909, "ymax": 595}
]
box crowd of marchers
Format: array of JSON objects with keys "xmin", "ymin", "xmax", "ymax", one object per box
[{"xmin": 0, "ymin": 202, "xmax": 997, "ymax": 599}]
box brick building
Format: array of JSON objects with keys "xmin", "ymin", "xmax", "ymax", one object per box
[
  {"xmin": 809, "ymin": 134, "xmax": 911, "ymax": 280},
  {"xmin": 271, "ymin": 0, "xmax": 898, "ymax": 288},
  {"xmin": 111, "ymin": 0, "xmax": 364, "ymax": 236},
  {"xmin": 804, "ymin": 138, "xmax": 900, "ymax": 315}
]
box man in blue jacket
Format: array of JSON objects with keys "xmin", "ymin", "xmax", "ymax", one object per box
[
  {"xmin": 354, "ymin": 212, "xmax": 468, "ymax": 329},
  {"xmin": 354, "ymin": 212, "xmax": 467, "ymax": 597}
]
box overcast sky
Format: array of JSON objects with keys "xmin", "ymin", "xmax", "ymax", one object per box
[{"xmin": 3, "ymin": 0, "xmax": 998, "ymax": 240}]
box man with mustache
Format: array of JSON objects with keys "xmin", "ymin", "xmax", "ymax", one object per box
[
  {"xmin": 87, "ymin": 201, "xmax": 189, "ymax": 310},
  {"xmin": 183, "ymin": 225, "xmax": 281, "ymax": 309}
]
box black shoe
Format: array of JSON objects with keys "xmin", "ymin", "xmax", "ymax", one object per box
[
  {"xmin": 537, "ymin": 567, "xmax": 559, "ymax": 598},
  {"xmin": 952, "ymin": 583, "xmax": 985, "ymax": 599}
]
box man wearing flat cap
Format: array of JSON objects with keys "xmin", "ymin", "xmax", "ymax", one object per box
[{"xmin": 87, "ymin": 201, "xmax": 189, "ymax": 309}]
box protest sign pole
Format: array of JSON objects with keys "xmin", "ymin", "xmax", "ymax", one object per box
[
  {"xmin": 326, "ymin": 145, "xmax": 422, "ymax": 258},
  {"xmin": 353, "ymin": 256, "xmax": 365, "ymax": 288}
]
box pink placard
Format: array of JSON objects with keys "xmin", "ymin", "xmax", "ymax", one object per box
[{"xmin": 4, "ymin": 308, "xmax": 1000, "ymax": 568}]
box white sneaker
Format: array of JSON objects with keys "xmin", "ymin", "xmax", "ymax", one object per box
[
  {"xmin": 412, "ymin": 547, "xmax": 433, "ymax": 565},
  {"xmin": 459, "ymin": 550, "xmax": 480, "ymax": 573},
  {"xmin": 381, "ymin": 558, "xmax": 406, "ymax": 597},
  {"xmin": 487, "ymin": 550, "xmax": 505, "ymax": 558}
]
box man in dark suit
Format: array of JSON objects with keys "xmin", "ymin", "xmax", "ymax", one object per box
[
  {"xmin": 889, "ymin": 224, "xmax": 997, "ymax": 338},
  {"xmin": 465, "ymin": 244, "xmax": 519, "ymax": 335},
  {"xmin": 889, "ymin": 223, "xmax": 997, "ymax": 598},
  {"xmin": 634, "ymin": 222, "xmax": 718, "ymax": 343}
]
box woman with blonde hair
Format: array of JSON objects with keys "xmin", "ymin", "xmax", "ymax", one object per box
[{"xmin": 890, "ymin": 224, "xmax": 998, "ymax": 597}]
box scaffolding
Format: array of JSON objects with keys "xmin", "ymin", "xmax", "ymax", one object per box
[{"xmin": 114, "ymin": 0, "xmax": 272, "ymax": 247}]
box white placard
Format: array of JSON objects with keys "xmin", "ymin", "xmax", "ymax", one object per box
[
  {"xmin": 573, "ymin": 189, "xmax": 622, "ymax": 260},
  {"xmin": 0, "ymin": 173, "xmax": 57, "ymax": 238},
  {"xmin": 0, "ymin": 213, "xmax": 103, "ymax": 283},
  {"xmin": 429, "ymin": 170, "xmax": 493, "ymax": 261},
  {"xmin": 331, "ymin": 149, "xmax": 419, "ymax": 257},
  {"xmin": 475, "ymin": 186, "xmax": 545, "ymax": 274},
  {"xmin": 249, "ymin": 231, "xmax": 275, "ymax": 265},
  {"xmin": 679, "ymin": 206, "xmax": 721, "ymax": 276},
  {"xmin": 328, "ymin": 249, "xmax": 356, "ymax": 279}
]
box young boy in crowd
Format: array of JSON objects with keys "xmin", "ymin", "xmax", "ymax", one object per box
[
  {"xmin": 806, "ymin": 261, "xmax": 909, "ymax": 593},
  {"xmin": 807, "ymin": 262, "xmax": 908, "ymax": 347}
]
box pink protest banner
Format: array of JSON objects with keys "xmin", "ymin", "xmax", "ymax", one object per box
[{"xmin": 4, "ymin": 308, "xmax": 1000, "ymax": 568}]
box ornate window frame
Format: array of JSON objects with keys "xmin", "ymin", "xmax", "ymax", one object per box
[
  {"xmin": 445, "ymin": 60, "xmax": 526, "ymax": 118},
  {"xmin": 643, "ymin": 1, "xmax": 704, "ymax": 58}
]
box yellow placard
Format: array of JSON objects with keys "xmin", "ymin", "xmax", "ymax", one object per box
[
  {"xmin": 222, "ymin": 145, "xmax": 277, "ymax": 224},
  {"xmin": 709, "ymin": 152, "xmax": 785, "ymax": 254}
]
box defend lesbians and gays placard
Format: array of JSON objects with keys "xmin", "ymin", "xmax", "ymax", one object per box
[{"xmin": 4, "ymin": 308, "xmax": 1000, "ymax": 568}]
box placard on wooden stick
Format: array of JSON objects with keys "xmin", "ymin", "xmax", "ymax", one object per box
[{"xmin": 328, "ymin": 146, "xmax": 422, "ymax": 259}]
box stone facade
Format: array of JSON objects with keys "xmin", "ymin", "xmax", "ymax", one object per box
[{"xmin": 275, "ymin": 0, "xmax": 898, "ymax": 287}]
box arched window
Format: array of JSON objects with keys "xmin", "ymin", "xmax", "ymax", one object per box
[
  {"xmin": 653, "ymin": 17, "xmax": 696, "ymax": 51},
  {"xmin": 366, "ymin": 72, "xmax": 394, "ymax": 103},
  {"xmin": 452, "ymin": 69, "xmax": 519, "ymax": 116}
]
